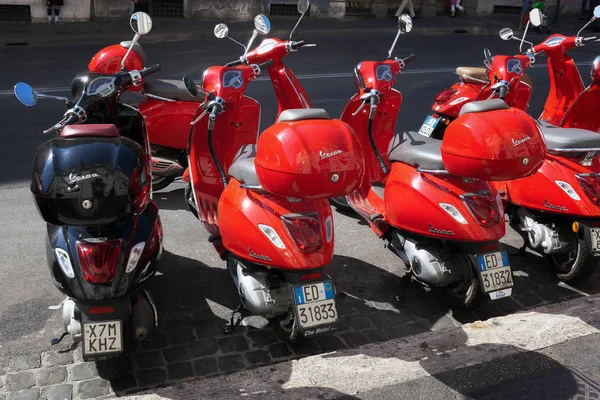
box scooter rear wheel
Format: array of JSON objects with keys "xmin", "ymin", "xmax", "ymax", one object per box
[
  {"xmin": 549, "ymin": 237, "xmax": 597, "ymax": 283},
  {"xmin": 152, "ymin": 175, "xmax": 175, "ymax": 191}
]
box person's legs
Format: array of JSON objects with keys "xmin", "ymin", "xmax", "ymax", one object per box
[
  {"xmin": 46, "ymin": 0, "xmax": 53, "ymax": 23},
  {"xmin": 456, "ymin": 0, "xmax": 465, "ymax": 12},
  {"xmin": 54, "ymin": 5, "xmax": 61, "ymax": 23}
]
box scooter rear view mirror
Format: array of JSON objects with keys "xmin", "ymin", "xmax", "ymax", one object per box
[
  {"xmin": 388, "ymin": 13, "xmax": 413, "ymax": 59},
  {"xmin": 182, "ymin": 76, "xmax": 199, "ymax": 97},
  {"xmin": 594, "ymin": 5, "xmax": 600, "ymax": 18},
  {"xmin": 499, "ymin": 27, "xmax": 514, "ymax": 40},
  {"xmin": 290, "ymin": 0, "xmax": 310, "ymax": 39},
  {"xmin": 130, "ymin": 12, "xmax": 153, "ymax": 35},
  {"xmin": 244, "ymin": 14, "xmax": 271, "ymax": 56},
  {"xmin": 529, "ymin": 9, "xmax": 542, "ymax": 27},
  {"xmin": 14, "ymin": 82, "xmax": 37, "ymax": 107},
  {"xmin": 214, "ymin": 23, "xmax": 229, "ymax": 39},
  {"xmin": 483, "ymin": 47, "xmax": 493, "ymax": 67}
]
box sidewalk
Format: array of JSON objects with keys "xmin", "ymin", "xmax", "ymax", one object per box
[{"xmin": 1, "ymin": 14, "xmax": 595, "ymax": 46}]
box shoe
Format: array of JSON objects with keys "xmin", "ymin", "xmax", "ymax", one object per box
[
  {"xmin": 47, "ymin": 16, "xmax": 53, "ymax": 24},
  {"xmin": 54, "ymin": 17, "xmax": 62, "ymax": 24}
]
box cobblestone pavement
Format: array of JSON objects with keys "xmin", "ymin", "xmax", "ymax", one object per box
[{"xmin": 1, "ymin": 232, "xmax": 598, "ymax": 399}]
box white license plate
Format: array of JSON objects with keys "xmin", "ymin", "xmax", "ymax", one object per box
[
  {"xmin": 293, "ymin": 281, "xmax": 338, "ymax": 330},
  {"xmin": 476, "ymin": 251, "xmax": 513, "ymax": 294},
  {"xmin": 82, "ymin": 320, "xmax": 123, "ymax": 356},
  {"xmin": 591, "ymin": 228, "xmax": 600, "ymax": 252},
  {"xmin": 417, "ymin": 115, "xmax": 439, "ymax": 137}
]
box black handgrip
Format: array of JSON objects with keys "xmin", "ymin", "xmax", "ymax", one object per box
[
  {"xmin": 63, "ymin": 113, "xmax": 80, "ymax": 127},
  {"xmin": 403, "ymin": 54, "xmax": 416, "ymax": 64},
  {"xmin": 226, "ymin": 59, "xmax": 243, "ymax": 67},
  {"xmin": 498, "ymin": 84, "xmax": 508, "ymax": 100},
  {"xmin": 291, "ymin": 40, "xmax": 305, "ymax": 50},
  {"xmin": 258, "ymin": 60, "xmax": 274, "ymax": 70},
  {"xmin": 584, "ymin": 36, "xmax": 598, "ymax": 42},
  {"xmin": 141, "ymin": 64, "xmax": 161, "ymax": 78}
]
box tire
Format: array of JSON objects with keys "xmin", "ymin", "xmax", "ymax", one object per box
[
  {"xmin": 550, "ymin": 237, "xmax": 597, "ymax": 283},
  {"xmin": 184, "ymin": 184, "xmax": 199, "ymax": 219},
  {"xmin": 328, "ymin": 196, "xmax": 354, "ymax": 212},
  {"xmin": 444, "ymin": 276, "xmax": 480, "ymax": 309},
  {"xmin": 152, "ymin": 175, "xmax": 175, "ymax": 192}
]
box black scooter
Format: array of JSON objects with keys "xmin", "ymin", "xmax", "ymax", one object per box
[{"xmin": 14, "ymin": 12, "xmax": 163, "ymax": 360}]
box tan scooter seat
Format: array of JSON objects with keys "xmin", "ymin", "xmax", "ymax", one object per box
[{"xmin": 456, "ymin": 66, "xmax": 533, "ymax": 89}]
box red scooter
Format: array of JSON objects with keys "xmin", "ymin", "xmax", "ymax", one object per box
[
  {"xmin": 86, "ymin": 1, "xmax": 315, "ymax": 191},
  {"xmin": 339, "ymin": 15, "xmax": 545, "ymax": 307},
  {"xmin": 180, "ymin": 9, "xmax": 365, "ymax": 339},
  {"xmin": 419, "ymin": 7, "xmax": 600, "ymax": 139},
  {"xmin": 424, "ymin": 32, "xmax": 600, "ymax": 283}
]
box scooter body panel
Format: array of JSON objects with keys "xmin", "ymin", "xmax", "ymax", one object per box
[
  {"xmin": 384, "ymin": 162, "xmax": 506, "ymax": 242},
  {"xmin": 540, "ymin": 54, "xmax": 585, "ymax": 125},
  {"xmin": 139, "ymin": 99, "xmax": 198, "ymax": 149},
  {"xmin": 218, "ymin": 180, "xmax": 334, "ymax": 269},
  {"xmin": 561, "ymin": 83, "xmax": 600, "ymax": 133}
]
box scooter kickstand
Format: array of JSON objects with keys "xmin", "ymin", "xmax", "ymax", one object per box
[
  {"xmin": 223, "ymin": 305, "xmax": 246, "ymax": 334},
  {"xmin": 50, "ymin": 331, "xmax": 69, "ymax": 345}
]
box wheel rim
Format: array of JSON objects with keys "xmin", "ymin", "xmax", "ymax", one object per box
[{"xmin": 551, "ymin": 235, "xmax": 580, "ymax": 273}]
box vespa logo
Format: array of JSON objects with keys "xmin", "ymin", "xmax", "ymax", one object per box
[
  {"xmin": 428, "ymin": 223, "xmax": 455, "ymax": 236},
  {"xmin": 67, "ymin": 172, "xmax": 98, "ymax": 184},
  {"xmin": 544, "ymin": 199, "xmax": 568, "ymax": 211},
  {"xmin": 248, "ymin": 246, "xmax": 271, "ymax": 262},
  {"xmin": 512, "ymin": 137, "xmax": 531, "ymax": 147},
  {"xmin": 320, "ymin": 149, "xmax": 343, "ymax": 160}
]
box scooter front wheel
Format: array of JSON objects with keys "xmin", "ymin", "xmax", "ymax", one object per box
[{"xmin": 549, "ymin": 237, "xmax": 597, "ymax": 283}]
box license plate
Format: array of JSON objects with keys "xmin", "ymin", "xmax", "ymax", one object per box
[
  {"xmin": 476, "ymin": 251, "xmax": 513, "ymax": 294},
  {"xmin": 417, "ymin": 115, "xmax": 439, "ymax": 137},
  {"xmin": 590, "ymin": 228, "xmax": 600, "ymax": 253},
  {"xmin": 293, "ymin": 281, "xmax": 338, "ymax": 333},
  {"xmin": 82, "ymin": 320, "xmax": 123, "ymax": 357}
]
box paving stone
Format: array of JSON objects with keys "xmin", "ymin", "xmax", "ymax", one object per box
[
  {"xmin": 135, "ymin": 368, "xmax": 168, "ymax": 388},
  {"xmin": 513, "ymin": 276, "xmax": 540, "ymax": 292},
  {"xmin": 341, "ymin": 331, "xmax": 369, "ymax": 347},
  {"xmin": 72, "ymin": 348, "xmax": 84, "ymax": 363},
  {"xmin": 190, "ymin": 339, "xmax": 219, "ymax": 358},
  {"xmin": 40, "ymin": 384, "xmax": 72, "ymax": 400},
  {"xmin": 367, "ymin": 312, "xmax": 396, "ymax": 328},
  {"xmin": 535, "ymin": 286, "xmax": 564, "ymax": 302},
  {"xmin": 243, "ymin": 350, "xmax": 272, "ymax": 365},
  {"xmin": 168, "ymin": 329, "xmax": 196, "ymax": 346},
  {"xmin": 6, "ymin": 389, "xmax": 39, "ymax": 400},
  {"xmin": 135, "ymin": 351, "xmax": 165, "ymax": 370},
  {"xmin": 289, "ymin": 338, "xmax": 321, "ymax": 356},
  {"xmin": 362, "ymin": 329, "xmax": 389, "ymax": 343},
  {"xmin": 9, "ymin": 355, "xmax": 41, "ymax": 372},
  {"xmin": 495, "ymin": 296, "xmax": 523, "ymax": 314},
  {"xmin": 0, "ymin": 357, "xmax": 8, "ymax": 374},
  {"xmin": 140, "ymin": 330, "xmax": 169, "ymax": 351},
  {"xmin": 246, "ymin": 331, "xmax": 278, "ymax": 348},
  {"xmin": 192, "ymin": 358, "xmax": 218, "ymax": 377},
  {"xmin": 217, "ymin": 355, "xmax": 245, "ymax": 373},
  {"xmin": 313, "ymin": 335, "xmax": 347, "ymax": 352},
  {"xmin": 512, "ymin": 291, "xmax": 545, "ymax": 308},
  {"xmin": 69, "ymin": 363, "xmax": 98, "ymax": 381},
  {"xmin": 167, "ymin": 362, "xmax": 194, "ymax": 380},
  {"xmin": 268, "ymin": 342, "xmax": 293, "ymax": 359},
  {"xmin": 451, "ymin": 310, "xmax": 480, "ymax": 324},
  {"xmin": 37, "ymin": 366, "xmax": 67, "ymax": 386},
  {"xmin": 527, "ymin": 273, "xmax": 558, "ymax": 287},
  {"xmin": 386, "ymin": 310, "xmax": 415, "ymax": 325},
  {"xmin": 162, "ymin": 345, "xmax": 192, "ymax": 363},
  {"xmin": 345, "ymin": 316, "xmax": 374, "ymax": 330},
  {"xmin": 218, "ymin": 335, "xmax": 249, "ymax": 354},
  {"xmin": 5, "ymin": 371, "xmax": 36, "ymax": 391},
  {"xmin": 383, "ymin": 323, "xmax": 429, "ymax": 339},
  {"xmin": 0, "ymin": 394, "xmax": 4, "ymax": 400},
  {"xmin": 74, "ymin": 378, "xmax": 111, "ymax": 399},
  {"xmin": 194, "ymin": 323, "xmax": 220, "ymax": 340},
  {"xmin": 428, "ymin": 315, "xmax": 459, "ymax": 331},
  {"xmin": 41, "ymin": 351, "xmax": 73, "ymax": 367}
]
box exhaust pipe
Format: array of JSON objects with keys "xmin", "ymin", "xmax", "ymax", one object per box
[{"xmin": 131, "ymin": 290, "xmax": 158, "ymax": 340}]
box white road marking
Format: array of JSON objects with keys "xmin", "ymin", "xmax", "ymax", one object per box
[{"xmin": 2, "ymin": 62, "xmax": 591, "ymax": 97}]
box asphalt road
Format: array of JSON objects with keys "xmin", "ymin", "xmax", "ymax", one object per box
[{"xmin": 0, "ymin": 30, "xmax": 599, "ymax": 358}]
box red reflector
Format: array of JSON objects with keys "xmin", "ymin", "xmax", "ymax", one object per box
[
  {"xmin": 143, "ymin": 219, "xmax": 163, "ymax": 258},
  {"xmin": 592, "ymin": 221, "xmax": 600, "ymax": 227},
  {"xmin": 461, "ymin": 191, "xmax": 502, "ymax": 227},
  {"xmin": 481, "ymin": 243, "xmax": 500, "ymax": 252},
  {"xmin": 300, "ymin": 272, "xmax": 323, "ymax": 281},
  {"xmin": 576, "ymin": 174, "xmax": 600, "ymax": 205},
  {"xmin": 434, "ymin": 88, "xmax": 458, "ymax": 104},
  {"xmin": 88, "ymin": 306, "xmax": 115, "ymax": 315},
  {"xmin": 281, "ymin": 213, "xmax": 323, "ymax": 253},
  {"xmin": 77, "ymin": 239, "xmax": 122, "ymax": 283}
]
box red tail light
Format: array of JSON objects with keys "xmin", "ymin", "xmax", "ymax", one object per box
[
  {"xmin": 460, "ymin": 191, "xmax": 502, "ymax": 226},
  {"xmin": 88, "ymin": 306, "xmax": 115, "ymax": 315},
  {"xmin": 281, "ymin": 213, "xmax": 323, "ymax": 253},
  {"xmin": 300, "ymin": 272, "xmax": 323, "ymax": 281},
  {"xmin": 77, "ymin": 239, "xmax": 122, "ymax": 283},
  {"xmin": 576, "ymin": 173, "xmax": 600, "ymax": 205},
  {"xmin": 435, "ymin": 88, "xmax": 458, "ymax": 104},
  {"xmin": 143, "ymin": 219, "xmax": 163, "ymax": 258}
]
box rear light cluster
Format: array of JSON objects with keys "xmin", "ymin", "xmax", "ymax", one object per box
[
  {"xmin": 76, "ymin": 239, "xmax": 122, "ymax": 284},
  {"xmin": 281, "ymin": 213, "xmax": 323, "ymax": 253},
  {"xmin": 435, "ymin": 88, "xmax": 458, "ymax": 104},
  {"xmin": 576, "ymin": 173, "xmax": 600, "ymax": 205},
  {"xmin": 460, "ymin": 191, "xmax": 503, "ymax": 226}
]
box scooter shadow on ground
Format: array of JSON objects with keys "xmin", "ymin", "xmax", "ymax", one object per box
[{"xmin": 152, "ymin": 187, "xmax": 187, "ymax": 211}]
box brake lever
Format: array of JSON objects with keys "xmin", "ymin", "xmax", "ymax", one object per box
[
  {"xmin": 190, "ymin": 109, "xmax": 209, "ymax": 126},
  {"xmin": 303, "ymin": 44, "xmax": 317, "ymax": 47},
  {"xmin": 43, "ymin": 116, "xmax": 69, "ymax": 135},
  {"xmin": 352, "ymin": 102, "xmax": 367, "ymax": 117}
]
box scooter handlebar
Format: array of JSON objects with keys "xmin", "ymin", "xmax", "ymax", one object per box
[
  {"xmin": 258, "ymin": 60, "xmax": 274, "ymax": 70},
  {"xmin": 403, "ymin": 54, "xmax": 416, "ymax": 65},
  {"xmin": 141, "ymin": 64, "xmax": 162, "ymax": 77},
  {"xmin": 498, "ymin": 84, "xmax": 508, "ymax": 100}
]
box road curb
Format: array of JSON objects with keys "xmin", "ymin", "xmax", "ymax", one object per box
[{"xmin": 144, "ymin": 293, "xmax": 600, "ymax": 399}]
